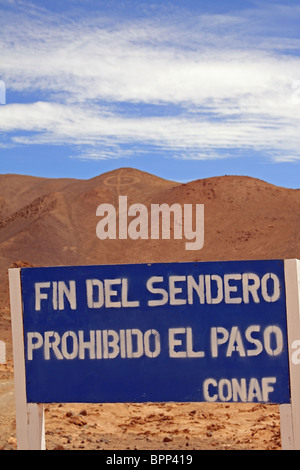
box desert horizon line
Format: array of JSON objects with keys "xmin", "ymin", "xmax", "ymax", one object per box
[{"xmin": 0, "ymin": 166, "xmax": 297, "ymax": 190}]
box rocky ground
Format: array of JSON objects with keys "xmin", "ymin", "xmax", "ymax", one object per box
[{"xmin": 0, "ymin": 361, "xmax": 282, "ymax": 451}]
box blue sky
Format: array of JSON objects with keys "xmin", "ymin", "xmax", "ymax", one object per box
[{"xmin": 0, "ymin": 0, "xmax": 300, "ymax": 187}]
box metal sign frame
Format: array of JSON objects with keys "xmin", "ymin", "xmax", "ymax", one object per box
[{"xmin": 8, "ymin": 259, "xmax": 300, "ymax": 450}]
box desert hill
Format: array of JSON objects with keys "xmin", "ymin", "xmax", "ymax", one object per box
[{"xmin": 0, "ymin": 167, "xmax": 300, "ymax": 358}]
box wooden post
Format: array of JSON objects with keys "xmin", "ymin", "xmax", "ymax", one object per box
[
  {"xmin": 9, "ymin": 268, "xmax": 45, "ymax": 450},
  {"xmin": 280, "ymin": 259, "xmax": 300, "ymax": 449},
  {"xmin": 0, "ymin": 340, "xmax": 5, "ymax": 364},
  {"xmin": 28, "ymin": 403, "xmax": 45, "ymax": 450}
]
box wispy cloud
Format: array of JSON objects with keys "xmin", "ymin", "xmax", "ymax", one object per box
[{"xmin": 0, "ymin": 1, "xmax": 299, "ymax": 162}]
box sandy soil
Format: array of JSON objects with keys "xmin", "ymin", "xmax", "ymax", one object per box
[{"xmin": 0, "ymin": 361, "xmax": 281, "ymax": 451}]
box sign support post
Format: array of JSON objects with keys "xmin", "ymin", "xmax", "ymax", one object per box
[
  {"xmin": 9, "ymin": 268, "xmax": 45, "ymax": 450},
  {"xmin": 0, "ymin": 340, "xmax": 5, "ymax": 364},
  {"xmin": 280, "ymin": 259, "xmax": 300, "ymax": 450}
]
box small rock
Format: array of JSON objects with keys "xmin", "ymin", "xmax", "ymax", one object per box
[
  {"xmin": 7, "ymin": 436, "xmax": 16, "ymax": 446},
  {"xmin": 68, "ymin": 414, "xmax": 87, "ymax": 426},
  {"xmin": 53, "ymin": 444, "xmax": 65, "ymax": 450}
]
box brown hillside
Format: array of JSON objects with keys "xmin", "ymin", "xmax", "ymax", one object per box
[
  {"xmin": 0, "ymin": 166, "xmax": 300, "ymax": 451},
  {"xmin": 0, "ymin": 167, "xmax": 300, "ymax": 355}
]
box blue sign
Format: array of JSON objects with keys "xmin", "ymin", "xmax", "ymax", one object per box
[{"xmin": 20, "ymin": 260, "xmax": 290, "ymax": 404}]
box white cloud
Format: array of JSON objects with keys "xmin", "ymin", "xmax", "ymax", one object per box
[{"xmin": 0, "ymin": 1, "xmax": 300, "ymax": 162}]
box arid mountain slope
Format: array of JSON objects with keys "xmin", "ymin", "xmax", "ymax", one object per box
[{"xmin": 0, "ymin": 167, "xmax": 299, "ymax": 356}]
